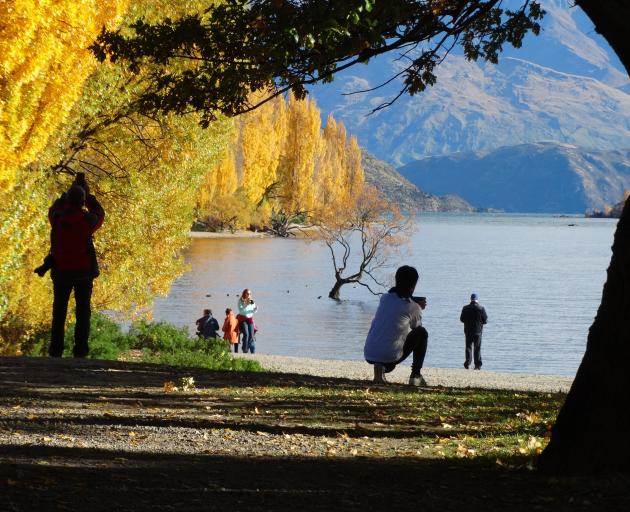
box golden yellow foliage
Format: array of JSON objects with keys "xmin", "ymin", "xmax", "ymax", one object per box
[
  {"xmin": 0, "ymin": 0, "xmax": 128, "ymax": 191},
  {"xmin": 0, "ymin": 171, "xmax": 53, "ymax": 353},
  {"xmin": 277, "ymin": 93, "xmax": 322, "ymax": 214},
  {"xmin": 238, "ymin": 92, "xmax": 287, "ymax": 205},
  {"xmin": 0, "ymin": 0, "xmax": 233, "ymax": 352},
  {"xmin": 198, "ymin": 92, "xmax": 366, "ymax": 228},
  {"xmin": 88, "ymin": 113, "xmax": 232, "ymax": 314}
]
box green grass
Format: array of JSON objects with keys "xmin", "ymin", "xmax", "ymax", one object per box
[
  {"xmin": 187, "ymin": 380, "xmax": 564, "ymax": 465},
  {"xmin": 22, "ymin": 313, "xmax": 262, "ymax": 372}
]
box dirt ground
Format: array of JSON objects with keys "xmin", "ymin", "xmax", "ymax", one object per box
[{"xmin": 0, "ymin": 357, "xmax": 628, "ymax": 512}]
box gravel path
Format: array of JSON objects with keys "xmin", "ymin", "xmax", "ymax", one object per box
[{"xmin": 235, "ymin": 353, "xmax": 574, "ymax": 393}]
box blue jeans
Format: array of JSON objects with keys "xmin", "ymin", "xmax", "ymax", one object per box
[{"xmin": 240, "ymin": 321, "xmax": 255, "ymax": 353}]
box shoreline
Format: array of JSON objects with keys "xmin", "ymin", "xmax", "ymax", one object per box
[
  {"xmin": 190, "ymin": 225, "xmax": 319, "ymax": 239},
  {"xmin": 234, "ymin": 353, "xmax": 574, "ymax": 393},
  {"xmin": 190, "ymin": 230, "xmax": 271, "ymax": 239}
]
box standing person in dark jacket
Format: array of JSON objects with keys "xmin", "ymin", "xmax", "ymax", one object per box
[
  {"xmin": 47, "ymin": 174, "xmax": 105, "ymax": 358},
  {"xmin": 460, "ymin": 293, "xmax": 488, "ymax": 370}
]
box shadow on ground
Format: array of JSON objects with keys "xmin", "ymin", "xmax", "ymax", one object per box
[
  {"xmin": 0, "ymin": 357, "xmax": 628, "ymax": 512},
  {"xmin": 1, "ymin": 445, "xmax": 627, "ymax": 512}
]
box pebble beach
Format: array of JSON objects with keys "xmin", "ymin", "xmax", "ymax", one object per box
[{"xmin": 235, "ymin": 353, "xmax": 574, "ymax": 393}]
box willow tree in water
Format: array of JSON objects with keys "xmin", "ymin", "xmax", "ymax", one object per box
[{"xmin": 318, "ymin": 186, "xmax": 413, "ymax": 300}]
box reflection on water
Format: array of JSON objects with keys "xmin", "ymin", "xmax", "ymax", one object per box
[{"xmin": 153, "ymin": 214, "xmax": 616, "ymax": 376}]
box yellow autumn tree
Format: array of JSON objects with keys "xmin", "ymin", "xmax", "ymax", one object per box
[
  {"xmin": 0, "ymin": 0, "xmax": 233, "ymax": 352},
  {"xmin": 0, "ymin": 170, "xmax": 55, "ymax": 353},
  {"xmin": 342, "ymin": 135, "xmax": 365, "ymax": 204},
  {"xmin": 313, "ymin": 115, "xmax": 366, "ymax": 222},
  {"xmin": 196, "ymin": 139, "xmax": 244, "ymax": 231},
  {"xmin": 276, "ymin": 94, "xmax": 322, "ymax": 215},
  {"xmin": 0, "ymin": 0, "xmax": 128, "ymax": 191},
  {"xmin": 196, "ymin": 93, "xmax": 367, "ymax": 232},
  {"xmin": 314, "ymin": 114, "xmax": 342, "ymax": 210},
  {"xmin": 90, "ymin": 113, "xmax": 232, "ymax": 313},
  {"xmin": 237, "ymin": 93, "xmax": 287, "ymax": 207}
]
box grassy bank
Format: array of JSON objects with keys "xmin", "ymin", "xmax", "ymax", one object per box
[
  {"xmin": 21, "ymin": 312, "xmax": 262, "ymax": 373},
  {"xmin": 1, "ymin": 357, "xmax": 628, "ymax": 511}
]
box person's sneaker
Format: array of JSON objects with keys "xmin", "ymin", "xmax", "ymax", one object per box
[
  {"xmin": 373, "ymin": 364, "xmax": 387, "ymax": 383},
  {"xmin": 474, "ymin": 366, "xmax": 481, "ymax": 370},
  {"xmin": 464, "ymin": 363, "xmax": 469, "ymax": 369},
  {"xmin": 409, "ymin": 374, "xmax": 427, "ymax": 387}
]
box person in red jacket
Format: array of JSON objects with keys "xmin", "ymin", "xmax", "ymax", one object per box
[{"xmin": 47, "ymin": 174, "xmax": 105, "ymax": 358}]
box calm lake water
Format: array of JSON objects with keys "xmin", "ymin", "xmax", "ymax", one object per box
[{"xmin": 153, "ymin": 214, "xmax": 617, "ymax": 376}]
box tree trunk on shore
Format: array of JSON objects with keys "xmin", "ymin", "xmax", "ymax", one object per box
[
  {"xmin": 538, "ymin": 2, "xmax": 630, "ymax": 474},
  {"xmin": 539, "ymin": 197, "xmax": 630, "ymax": 473}
]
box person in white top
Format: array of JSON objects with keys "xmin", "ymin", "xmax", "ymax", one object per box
[
  {"xmin": 237, "ymin": 288, "xmax": 258, "ymax": 353},
  {"xmin": 364, "ymin": 265, "xmax": 429, "ymax": 387}
]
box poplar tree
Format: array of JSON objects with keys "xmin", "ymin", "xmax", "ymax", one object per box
[
  {"xmin": 0, "ymin": 0, "xmax": 128, "ymax": 191},
  {"xmin": 277, "ymin": 94, "xmax": 322, "ymax": 215},
  {"xmin": 0, "ymin": 0, "xmax": 232, "ymax": 351},
  {"xmin": 237, "ymin": 93, "xmax": 287, "ymax": 206}
]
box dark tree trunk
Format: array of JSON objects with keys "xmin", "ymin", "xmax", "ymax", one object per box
[
  {"xmin": 574, "ymin": 1, "xmax": 630, "ymax": 77},
  {"xmin": 328, "ymin": 280, "xmax": 345, "ymax": 300},
  {"xmin": 538, "ymin": 2, "xmax": 630, "ymax": 474},
  {"xmin": 539, "ymin": 197, "xmax": 630, "ymax": 473}
]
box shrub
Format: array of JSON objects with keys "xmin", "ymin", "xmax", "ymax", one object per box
[
  {"xmin": 134, "ymin": 323, "xmax": 262, "ymax": 371},
  {"xmin": 128, "ymin": 320, "xmax": 195, "ymax": 353},
  {"xmin": 22, "ymin": 314, "xmax": 263, "ymax": 372},
  {"xmin": 22, "ymin": 312, "xmax": 128, "ymax": 359}
]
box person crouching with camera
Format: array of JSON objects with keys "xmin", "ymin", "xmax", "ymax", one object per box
[{"xmin": 364, "ymin": 265, "xmax": 429, "ymax": 387}]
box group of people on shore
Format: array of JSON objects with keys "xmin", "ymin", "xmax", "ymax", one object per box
[
  {"xmin": 196, "ymin": 288, "xmax": 258, "ymax": 353},
  {"xmin": 364, "ymin": 265, "xmax": 488, "ymax": 387},
  {"xmin": 37, "ymin": 174, "xmax": 486, "ymax": 390}
]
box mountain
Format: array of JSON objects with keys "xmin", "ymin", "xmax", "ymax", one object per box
[
  {"xmin": 310, "ymin": 1, "xmax": 630, "ymax": 166},
  {"xmin": 362, "ymin": 152, "xmax": 473, "ymax": 212},
  {"xmin": 398, "ymin": 142, "xmax": 630, "ymax": 213}
]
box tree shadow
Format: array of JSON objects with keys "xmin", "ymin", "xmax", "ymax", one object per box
[
  {"xmin": 0, "ymin": 357, "xmax": 627, "ymax": 511},
  {"xmin": 1, "ymin": 444, "xmax": 627, "ymax": 512},
  {"xmin": 0, "ymin": 357, "xmax": 546, "ymax": 441}
]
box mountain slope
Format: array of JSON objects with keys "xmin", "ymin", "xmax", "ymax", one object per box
[
  {"xmin": 398, "ymin": 143, "xmax": 630, "ymax": 213},
  {"xmin": 362, "ymin": 152, "xmax": 473, "ymax": 212},
  {"xmin": 310, "ymin": 1, "xmax": 630, "ymax": 165}
]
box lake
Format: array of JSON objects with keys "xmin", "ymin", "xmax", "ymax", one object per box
[{"xmin": 153, "ymin": 214, "xmax": 617, "ymax": 376}]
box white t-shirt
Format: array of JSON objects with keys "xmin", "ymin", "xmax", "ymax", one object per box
[{"xmin": 364, "ymin": 292, "xmax": 422, "ymax": 363}]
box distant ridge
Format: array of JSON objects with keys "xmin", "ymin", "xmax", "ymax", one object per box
[
  {"xmin": 311, "ymin": 2, "xmax": 630, "ymax": 165},
  {"xmin": 362, "ymin": 151, "xmax": 473, "ymax": 212},
  {"xmin": 398, "ymin": 142, "xmax": 630, "ymax": 214}
]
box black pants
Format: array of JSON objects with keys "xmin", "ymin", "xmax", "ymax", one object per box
[
  {"xmin": 368, "ymin": 326, "xmax": 428, "ymax": 376},
  {"xmin": 50, "ymin": 276, "xmax": 93, "ymax": 358},
  {"xmin": 465, "ymin": 333, "xmax": 482, "ymax": 369}
]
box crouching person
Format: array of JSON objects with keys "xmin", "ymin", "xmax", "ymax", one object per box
[{"xmin": 364, "ymin": 265, "xmax": 428, "ymax": 387}]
